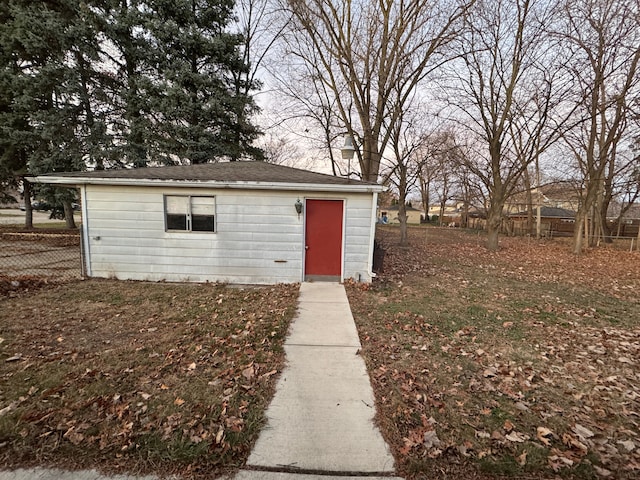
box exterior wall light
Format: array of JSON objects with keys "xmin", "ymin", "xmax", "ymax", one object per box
[{"xmin": 295, "ymin": 198, "xmax": 303, "ymax": 216}]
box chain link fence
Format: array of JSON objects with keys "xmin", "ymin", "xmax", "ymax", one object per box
[{"xmin": 0, "ymin": 230, "xmax": 83, "ymax": 280}]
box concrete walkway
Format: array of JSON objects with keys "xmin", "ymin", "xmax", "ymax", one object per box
[
  {"xmin": 0, "ymin": 283, "xmax": 400, "ymax": 480},
  {"xmin": 242, "ymin": 282, "xmax": 398, "ymax": 477},
  {"xmin": 0, "ymin": 469, "xmax": 163, "ymax": 480}
]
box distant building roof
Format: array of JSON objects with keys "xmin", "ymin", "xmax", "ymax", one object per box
[
  {"xmin": 509, "ymin": 206, "xmax": 575, "ymax": 218},
  {"xmin": 607, "ymin": 202, "xmax": 640, "ymax": 220}
]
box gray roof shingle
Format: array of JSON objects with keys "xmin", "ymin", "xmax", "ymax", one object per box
[
  {"xmin": 509, "ymin": 206, "xmax": 576, "ymax": 218},
  {"xmin": 38, "ymin": 161, "xmax": 376, "ymax": 186}
]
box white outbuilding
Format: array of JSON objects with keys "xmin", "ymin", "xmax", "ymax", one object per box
[{"xmin": 29, "ymin": 162, "xmax": 383, "ymax": 284}]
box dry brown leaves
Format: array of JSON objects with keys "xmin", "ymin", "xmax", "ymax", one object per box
[
  {"xmin": 0, "ymin": 280, "xmax": 298, "ymax": 477},
  {"xmin": 348, "ymin": 226, "xmax": 640, "ymax": 479},
  {"xmin": 0, "ymin": 275, "xmax": 57, "ymax": 296}
]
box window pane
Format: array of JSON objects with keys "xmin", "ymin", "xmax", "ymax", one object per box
[
  {"xmin": 167, "ymin": 214, "xmax": 187, "ymax": 230},
  {"xmin": 166, "ymin": 196, "xmax": 189, "ymax": 214},
  {"xmin": 191, "ymin": 196, "xmax": 215, "ymax": 215},
  {"xmin": 192, "ymin": 214, "xmax": 215, "ymax": 232}
]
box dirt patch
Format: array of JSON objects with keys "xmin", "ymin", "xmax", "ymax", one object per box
[
  {"xmin": 347, "ymin": 226, "xmax": 640, "ymax": 479},
  {"xmin": 0, "ymin": 226, "xmax": 80, "ymax": 247}
]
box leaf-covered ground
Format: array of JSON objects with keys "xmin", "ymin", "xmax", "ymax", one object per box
[
  {"xmin": 347, "ymin": 226, "xmax": 640, "ymax": 480},
  {"xmin": 0, "ymin": 280, "xmax": 298, "ymax": 478}
]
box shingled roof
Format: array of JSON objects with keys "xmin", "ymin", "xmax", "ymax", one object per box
[
  {"xmin": 29, "ymin": 161, "xmax": 382, "ymax": 192},
  {"xmin": 35, "ymin": 161, "xmax": 369, "ymax": 184},
  {"xmin": 509, "ymin": 206, "xmax": 575, "ymax": 218}
]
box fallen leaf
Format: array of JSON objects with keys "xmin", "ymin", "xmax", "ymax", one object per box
[
  {"xmin": 427, "ymin": 448, "xmax": 442, "ymax": 458},
  {"xmin": 593, "ymin": 466, "xmax": 613, "ymax": 477},
  {"xmin": 562, "ymin": 433, "xmax": 588, "ymax": 453},
  {"xmin": 423, "ymin": 430, "xmax": 441, "ymax": 449},
  {"xmin": 215, "ymin": 425, "xmax": 224, "ymax": 444},
  {"xmin": 483, "ymin": 367, "xmax": 497, "ymax": 378},
  {"xmin": 536, "ymin": 426, "xmax": 554, "ymax": 446},
  {"xmin": 547, "ymin": 455, "xmax": 574, "ymax": 472},
  {"xmin": 478, "ymin": 450, "xmax": 491, "ymax": 459},
  {"xmin": 174, "ymin": 397, "xmax": 185, "ymax": 406},
  {"xmin": 63, "ymin": 427, "xmax": 84, "ymax": 445},
  {"xmin": 503, "ymin": 420, "xmax": 515, "ymax": 432},
  {"xmin": 617, "ymin": 439, "xmax": 635, "ymax": 452},
  {"xmin": 505, "ymin": 431, "xmax": 528, "ymax": 442},
  {"xmin": 242, "ymin": 365, "xmax": 255, "ymax": 380},
  {"xmin": 572, "ymin": 423, "xmax": 594, "ymax": 441},
  {"xmin": 517, "ymin": 450, "xmax": 527, "ymax": 466},
  {"xmin": 0, "ymin": 402, "xmax": 16, "ymax": 416},
  {"xmin": 187, "ymin": 362, "xmax": 196, "ymax": 371}
]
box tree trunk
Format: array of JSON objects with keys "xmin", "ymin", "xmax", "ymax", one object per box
[
  {"xmin": 462, "ymin": 201, "xmax": 469, "ymax": 228},
  {"xmin": 599, "ymin": 194, "xmax": 613, "ymax": 243},
  {"xmin": 573, "ymin": 182, "xmax": 598, "ymax": 253},
  {"xmin": 63, "ymin": 200, "xmax": 76, "ymax": 229},
  {"xmin": 522, "ymin": 168, "xmax": 534, "ymax": 234},
  {"xmin": 397, "ymin": 165, "xmax": 409, "ymax": 246},
  {"xmin": 23, "ymin": 178, "xmax": 33, "ymax": 230},
  {"xmin": 420, "ymin": 179, "xmax": 430, "ymax": 222},
  {"xmin": 573, "ymin": 212, "xmax": 585, "ymax": 254},
  {"xmin": 360, "ymin": 134, "xmax": 382, "ymax": 183},
  {"xmin": 486, "ymin": 203, "xmax": 503, "ymax": 251},
  {"xmin": 398, "ymin": 203, "xmax": 408, "ymax": 246},
  {"xmin": 487, "ymin": 224, "xmax": 500, "ymax": 251}
]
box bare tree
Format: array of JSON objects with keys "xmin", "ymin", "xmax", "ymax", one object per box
[
  {"xmin": 381, "ymin": 102, "xmax": 432, "ymax": 246},
  {"xmin": 281, "ymin": 0, "xmax": 475, "ymax": 182},
  {"xmin": 442, "ymin": 0, "xmax": 561, "ymax": 250},
  {"xmin": 417, "ymin": 148, "xmax": 441, "ymax": 222},
  {"xmin": 557, "ymin": 0, "xmax": 640, "ymax": 253},
  {"xmin": 266, "ymin": 38, "xmax": 349, "ymax": 176}
]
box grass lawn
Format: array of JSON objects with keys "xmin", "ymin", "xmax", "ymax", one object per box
[
  {"xmin": 0, "ymin": 280, "xmax": 298, "ymax": 478},
  {"xmin": 347, "ymin": 226, "xmax": 640, "ymax": 480}
]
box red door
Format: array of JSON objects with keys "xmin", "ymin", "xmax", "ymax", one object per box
[{"xmin": 305, "ymin": 199, "xmax": 343, "ymax": 280}]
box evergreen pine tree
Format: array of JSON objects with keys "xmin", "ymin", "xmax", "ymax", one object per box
[{"xmin": 145, "ymin": 0, "xmax": 263, "ymax": 163}]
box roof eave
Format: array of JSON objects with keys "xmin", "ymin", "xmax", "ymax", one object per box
[{"xmin": 26, "ymin": 175, "xmax": 384, "ymax": 193}]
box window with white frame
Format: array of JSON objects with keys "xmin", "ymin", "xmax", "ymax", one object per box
[{"xmin": 165, "ymin": 195, "xmax": 215, "ymax": 232}]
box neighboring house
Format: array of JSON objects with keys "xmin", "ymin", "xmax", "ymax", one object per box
[
  {"xmin": 29, "ymin": 162, "xmax": 383, "ymax": 284},
  {"xmin": 381, "ymin": 204, "xmax": 423, "ymax": 224},
  {"xmin": 427, "ymin": 203, "xmax": 462, "ymax": 218},
  {"xmin": 508, "ymin": 206, "xmax": 576, "ymax": 237},
  {"xmin": 505, "ymin": 181, "xmax": 581, "ymax": 214}
]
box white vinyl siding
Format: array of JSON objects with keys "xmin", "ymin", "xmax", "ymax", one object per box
[{"xmin": 82, "ymin": 185, "xmax": 376, "ymax": 284}]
